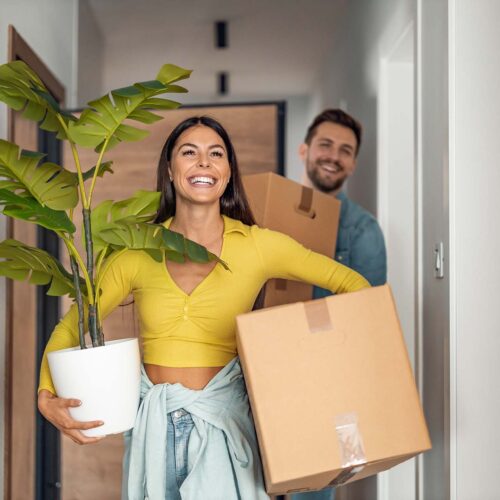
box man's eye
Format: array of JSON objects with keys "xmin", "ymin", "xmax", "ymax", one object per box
[{"xmin": 320, "ymin": 143, "xmax": 331, "ymax": 148}]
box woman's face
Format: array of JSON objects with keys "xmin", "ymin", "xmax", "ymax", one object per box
[{"xmin": 168, "ymin": 124, "xmax": 231, "ymax": 208}]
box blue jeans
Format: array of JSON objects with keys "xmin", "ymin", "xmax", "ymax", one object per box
[
  {"xmin": 166, "ymin": 408, "xmax": 195, "ymax": 499},
  {"xmin": 291, "ymin": 488, "xmax": 335, "ymax": 500}
]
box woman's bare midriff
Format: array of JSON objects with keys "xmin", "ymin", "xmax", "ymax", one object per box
[{"xmin": 144, "ymin": 364, "xmax": 224, "ymax": 390}]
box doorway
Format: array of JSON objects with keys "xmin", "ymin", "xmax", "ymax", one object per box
[{"xmin": 377, "ymin": 22, "xmax": 418, "ymax": 500}]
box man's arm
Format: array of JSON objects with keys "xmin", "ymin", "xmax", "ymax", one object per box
[{"xmin": 350, "ymin": 218, "xmax": 387, "ymax": 286}]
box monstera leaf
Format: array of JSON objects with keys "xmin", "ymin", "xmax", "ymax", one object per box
[
  {"xmin": 0, "ymin": 239, "xmax": 84, "ymax": 296},
  {"xmin": 67, "ymin": 64, "xmax": 191, "ymax": 152},
  {"xmin": 91, "ymin": 190, "xmax": 161, "ymax": 256},
  {"xmin": 99, "ymin": 222, "xmax": 227, "ymax": 269},
  {"xmin": 0, "ymin": 189, "xmax": 75, "ymax": 233},
  {"xmin": 0, "ymin": 139, "xmax": 78, "ymax": 210},
  {"xmin": 0, "ymin": 61, "xmax": 75, "ymax": 138},
  {"xmin": 81, "ymin": 161, "xmax": 114, "ymax": 181}
]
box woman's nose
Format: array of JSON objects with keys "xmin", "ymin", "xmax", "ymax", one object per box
[{"xmin": 198, "ymin": 152, "xmax": 210, "ymax": 167}]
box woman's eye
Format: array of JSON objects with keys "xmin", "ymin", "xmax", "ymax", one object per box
[
  {"xmin": 182, "ymin": 149, "xmax": 195, "ymax": 156},
  {"xmin": 211, "ymin": 150, "xmax": 224, "ymax": 158}
]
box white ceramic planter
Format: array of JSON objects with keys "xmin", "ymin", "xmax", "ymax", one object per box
[{"xmin": 47, "ymin": 338, "xmax": 141, "ymax": 437}]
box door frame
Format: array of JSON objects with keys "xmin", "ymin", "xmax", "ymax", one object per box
[{"xmin": 5, "ymin": 25, "xmax": 65, "ymax": 500}]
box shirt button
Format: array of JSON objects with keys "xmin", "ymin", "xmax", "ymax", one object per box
[
  {"xmin": 183, "ymin": 305, "xmax": 188, "ymax": 312},
  {"xmin": 183, "ymin": 315, "xmax": 188, "ymax": 320}
]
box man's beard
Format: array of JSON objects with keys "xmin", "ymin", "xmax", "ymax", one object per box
[{"xmin": 306, "ymin": 159, "xmax": 347, "ymax": 193}]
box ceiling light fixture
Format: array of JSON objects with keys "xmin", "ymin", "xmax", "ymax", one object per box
[
  {"xmin": 215, "ymin": 21, "xmax": 228, "ymax": 49},
  {"xmin": 217, "ymin": 72, "xmax": 228, "ymax": 95}
]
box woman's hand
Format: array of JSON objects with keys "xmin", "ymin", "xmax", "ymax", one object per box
[{"xmin": 37, "ymin": 389, "xmax": 105, "ymax": 445}]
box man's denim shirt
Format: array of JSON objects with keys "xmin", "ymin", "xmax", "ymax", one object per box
[{"xmin": 313, "ymin": 191, "xmax": 387, "ymax": 299}]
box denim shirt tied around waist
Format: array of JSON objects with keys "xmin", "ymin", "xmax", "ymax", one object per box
[{"xmin": 122, "ymin": 357, "xmax": 268, "ymax": 500}]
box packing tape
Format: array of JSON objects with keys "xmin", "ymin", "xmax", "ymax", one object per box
[
  {"xmin": 304, "ymin": 300, "xmax": 332, "ymax": 333},
  {"xmin": 328, "ymin": 412, "xmax": 367, "ymax": 486},
  {"xmin": 295, "ymin": 186, "xmax": 316, "ymax": 219},
  {"xmin": 274, "ymin": 278, "xmax": 288, "ymax": 291}
]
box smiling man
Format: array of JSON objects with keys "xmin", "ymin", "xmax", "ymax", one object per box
[
  {"xmin": 292, "ymin": 109, "xmax": 386, "ymax": 500},
  {"xmin": 300, "ymin": 108, "xmax": 386, "ymax": 298}
]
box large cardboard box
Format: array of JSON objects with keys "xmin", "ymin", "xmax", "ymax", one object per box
[
  {"xmin": 242, "ymin": 172, "xmax": 341, "ymax": 307},
  {"xmin": 236, "ymin": 285, "xmax": 431, "ymax": 495}
]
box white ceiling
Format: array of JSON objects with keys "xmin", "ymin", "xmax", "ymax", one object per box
[{"xmin": 86, "ymin": 0, "xmax": 343, "ymax": 101}]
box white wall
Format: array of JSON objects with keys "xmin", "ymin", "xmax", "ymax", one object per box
[
  {"xmin": 450, "ymin": 1, "xmax": 500, "ymax": 498},
  {"xmin": 285, "ymin": 95, "xmax": 311, "ymax": 182},
  {"xmin": 310, "ymin": 0, "xmax": 415, "ymax": 216},
  {"xmin": 77, "ymin": 0, "xmax": 104, "ymax": 107},
  {"xmin": 0, "ymin": 1, "xmax": 79, "ymax": 495}
]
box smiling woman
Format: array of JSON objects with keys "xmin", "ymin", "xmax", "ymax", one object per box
[{"xmin": 37, "ymin": 115, "xmax": 370, "ymax": 499}]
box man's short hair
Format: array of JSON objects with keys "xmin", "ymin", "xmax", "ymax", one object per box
[{"xmin": 304, "ymin": 109, "xmax": 362, "ymax": 155}]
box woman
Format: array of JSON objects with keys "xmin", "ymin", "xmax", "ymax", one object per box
[{"xmin": 38, "ymin": 116, "xmax": 370, "ymax": 499}]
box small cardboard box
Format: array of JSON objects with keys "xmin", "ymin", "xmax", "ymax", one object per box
[
  {"xmin": 236, "ymin": 285, "xmax": 431, "ymax": 495},
  {"xmin": 242, "ymin": 172, "xmax": 341, "ymax": 307}
]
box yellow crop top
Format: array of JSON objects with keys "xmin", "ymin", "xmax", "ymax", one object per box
[{"xmin": 39, "ymin": 215, "xmax": 370, "ymax": 393}]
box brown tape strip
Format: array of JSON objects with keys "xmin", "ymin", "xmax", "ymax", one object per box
[
  {"xmin": 304, "ymin": 300, "xmax": 332, "ymax": 333},
  {"xmin": 274, "ymin": 278, "xmax": 287, "ymax": 291},
  {"xmin": 298, "ymin": 186, "xmax": 313, "ymax": 213}
]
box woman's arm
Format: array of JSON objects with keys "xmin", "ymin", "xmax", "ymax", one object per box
[
  {"xmin": 254, "ymin": 227, "xmax": 370, "ymax": 293},
  {"xmin": 37, "ymin": 250, "xmax": 139, "ymax": 444},
  {"xmin": 39, "ymin": 249, "xmax": 138, "ymax": 393}
]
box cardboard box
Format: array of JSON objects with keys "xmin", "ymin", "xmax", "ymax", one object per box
[
  {"xmin": 242, "ymin": 172, "xmax": 341, "ymax": 307},
  {"xmin": 236, "ymin": 285, "xmax": 431, "ymax": 495}
]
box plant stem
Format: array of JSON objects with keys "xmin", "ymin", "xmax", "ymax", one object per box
[
  {"xmin": 82, "ymin": 208, "xmax": 101, "ymax": 346},
  {"xmin": 87, "ymin": 136, "xmax": 110, "ymax": 206},
  {"xmin": 61, "ymin": 237, "xmax": 94, "ymax": 305},
  {"xmin": 56, "ymin": 116, "xmax": 89, "ymax": 209},
  {"xmin": 69, "ymin": 255, "xmax": 86, "ymax": 349}
]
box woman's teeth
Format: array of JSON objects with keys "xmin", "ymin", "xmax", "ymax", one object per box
[{"xmin": 189, "ymin": 176, "xmax": 216, "ymax": 185}]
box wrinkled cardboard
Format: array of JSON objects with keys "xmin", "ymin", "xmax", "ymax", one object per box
[
  {"xmin": 242, "ymin": 172, "xmax": 341, "ymax": 307},
  {"xmin": 236, "ymin": 285, "xmax": 431, "ymax": 495}
]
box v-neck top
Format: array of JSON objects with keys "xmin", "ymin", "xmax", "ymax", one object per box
[{"xmin": 39, "ymin": 216, "xmax": 369, "ymax": 394}]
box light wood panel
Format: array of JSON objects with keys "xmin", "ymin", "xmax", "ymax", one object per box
[
  {"xmin": 8, "ymin": 115, "xmax": 38, "ymax": 500},
  {"xmin": 5, "ymin": 25, "xmax": 67, "ymax": 500},
  {"xmin": 60, "ymin": 104, "xmax": 281, "ymax": 499}
]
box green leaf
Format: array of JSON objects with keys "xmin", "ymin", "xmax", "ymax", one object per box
[
  {"xmin": 184, "ymin": 239, "xmax": 210, "ymax": 264},
  {"xmin": 99, "ymin": 222, "xmax": 227, "ymax": 269},
  {"xmin": 0, "ymin": 239, "xmax": 83, "ymax": 297},
  {"xmin": 66, "ymin": 63, "xmax": 190, "ymax": 152},
  {"xmin": 0, "ymin": 139, "xmax": 79, "ymax": 210},
  {"xmin": 155, "ymin": 64, "xmax": 193, "ymax": 84},
  {"xmin": 91, "ymin": 190, "xmax": 161, "ymax": 255},
  {"xmin": 81, "ymin": 161, "xmax": 114, "ymax": 181},
  {"xmin": 0, "ymin": 61, "xmax": 75, "ymax": 137},
  {"xmin": 0, "ymin": 189, "xmax": 75, "ymax": 233}
]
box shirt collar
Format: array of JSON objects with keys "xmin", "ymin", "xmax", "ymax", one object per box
[
  {"xmin": 162, "ymin": 215, "xmax": 250, "ymax": 236},
  {"xmin": 222, "ymin": 215, "xmax": 250, "ymax": 236},
  {"xmin": 336, "ymin": 190, "xmax": 348, "ymax": 202}
]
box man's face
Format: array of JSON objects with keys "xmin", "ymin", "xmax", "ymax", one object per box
[{"xmin": 299, "ymin": 122, "xmax": 358, "ymax": 193}]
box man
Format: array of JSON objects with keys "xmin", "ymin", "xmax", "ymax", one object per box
[
  {"xmin": 291, "ymin": 109, "xmax": 387, "ymax": 500},
  {"xmin": 301, "ymin": 108, "xmax": 386, "ymax": 295}
]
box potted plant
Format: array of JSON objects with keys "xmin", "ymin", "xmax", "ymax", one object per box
[{"xmin": 0, "ymin": 61, "xmax": 223, "ymax": 436}]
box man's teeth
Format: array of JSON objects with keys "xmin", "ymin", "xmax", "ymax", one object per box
[
  {"xmin": 320, "ymin": 163, "xmax": 340, "ymax": 173},
  {"xmin": 189, "ymin": 176, "xmax": 215, "ymax": 185}
]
